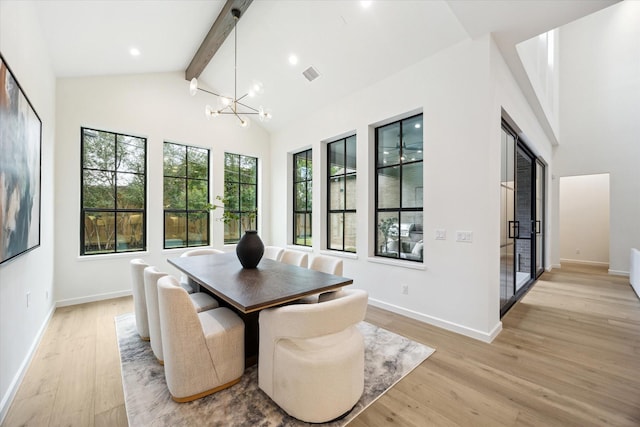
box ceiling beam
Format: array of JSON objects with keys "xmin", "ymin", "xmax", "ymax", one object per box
[{"xmin": 185, "ymin": 0, "xmax": 253, "ymax": 81}]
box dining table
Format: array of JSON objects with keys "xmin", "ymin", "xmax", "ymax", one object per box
[{"xmin": 167, "ymin": 251, "xmax": 353, "ymax": 365}]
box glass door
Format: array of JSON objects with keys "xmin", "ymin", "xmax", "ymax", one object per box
[
  {"xmin": 500, "ymin": 127, "xmax": 515, "ymax": 311},
  {"xmin": 515, "ymin": 145, "xmax": 533, "ymax": 292},
  {"xmin": 534, "ymin": 159, "xmax": 545, "ymax": 278}
]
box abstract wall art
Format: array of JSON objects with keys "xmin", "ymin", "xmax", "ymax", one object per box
[{"xmin": 0, "ymin": 53, "xmax": 42, "ymax": 265}]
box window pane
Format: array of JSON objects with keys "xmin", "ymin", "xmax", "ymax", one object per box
[
  {"xmin": 328, "ymin": 212, "xmax": 344, "ymax": 251},
  {"xmin": 83, "ymin": 129, "xmax": 115, "ymax": 170},
  {"xmin": 187, "ymin": 179, "xmax": 208, "ymax": 210},
  {"xmin": 295, "ymin": 153, "xmax": 307, "ymax": 181},
  {"xmin": 378, "ymin": 166, "xmax": 400, "ymax": 209},
  {"xmin": 187, "ymin": 212, "xmax": 208, "ymax": 246},
  {"xmin": 344, "ymin": 212, "xmax": 357, "ymax": 253},
  {"xmin": 117, "ymin": 135, "xmax": 145, "ymax": 173},
  {"xmin": 83, "ymin": 170, "xmax": 114, "ymax": 209},
  {"xmin": 224, "ymin": 182, "xmax": 239, "ymax": 211},
  {"xmin": 345, "ymin": 136, "xmax": 357, "ymax": 173},
  {"xmin": 303, "ymin": 213, "xmax": 312, "ymax": 246},
  {"xmin": 376, "ymin": 212, "xmax": 399, "ymax": 257},
  {"xmin": 188, "ymin": 147, "xmax": 208, "ymax": 179},
  {"xmin": 329, "ymin": 141, "xmax": 345, "ymax": 177},
  {"xmin": 83, "ymin": 212, "xmax": 117, "ymax": 254},
  {"xmin": 240, "ymin": 156, "xmax": 257, "ymax": 184},
  {"xmin": 239, "ymin": 184, "xmax": 256, "ymax": 211},
  {"xmin": 165, "ymin": 212, "xmax": 187, "ymax": 248},
  {"xmin": 116, "ymin": 212, "xmax": 144, "ymax": 251},
  {"xmin": 329, "ymin": 177, "xmax": 345, "ymax": 210},
  {"xmin": 239, "ymin": 212, "xmax": 256, "ymax": 233},
  {"xmin": 399, "ymin": 212, "xmax": 423, "ymax": 261},
  {"xmin": 224, "ymin": 217, "xmax": 241, "ymax": 243},
  {"xmin": 345, "ymin": 175, "xmax": 356, "ymax": 210},
  {"xmin": 306, "ymin": 154, "xmax": 313, "ymax": 180},
  {"xmin": 164, "ymin": 177, "xmax": 186, "ymax": 209},
  {"xmin": 117, "ymin": 172, "xmax": 144, "ymax": 209},
  {"xmin": 295, "ymin": 182, "xmax": 307, "ymax": 210},
  {"xmin": 378, "ymin": 123, "xmax": 400, "ymax": 167},
  {"xmin": 225, "ymin": 153, "xmax": 239, "ymax": 178},
  {"xmin": 163, "ymin": 143, "xmax": 186, "ymax": 177},
  {"xmin": 401, "ymin": 162, "xmax": 423, "ymax": 208},
  {"xmin": 402, "ymin": 116, "xmax": 423, "ymax": 162}
]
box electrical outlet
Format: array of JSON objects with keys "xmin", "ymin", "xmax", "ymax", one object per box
[
  {"xmin": 401, "ymin": 284, "xmax": 409, "ymax": 295},
  {"xmin": 26, "ymin": 292, "xmax": 31, "ymax": 308},
  {"xmin": 435, "ymin": 229, "xmax": 446, "ymax": 240},
  {"xmin": 45, "ymin": 290, "xmax": 49, "ymax": 300},
  {"xmin": 576, "ymin": 248, "xmax": 581, "ymax": 254}
]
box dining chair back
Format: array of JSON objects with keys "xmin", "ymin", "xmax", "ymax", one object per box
[
  {"xmin": 258, "ymin": 289, "xmax": 368, "ymax": 422},
  {"xmin": 263, "ymin": 246, "xmax": 285, "ymax": 262},
  {"xmin": 179, "ymin": 248, "xmax": 224, "ymax": 293},
  {"xmin": 157, "ymin": 275, "xmax": 245, "ymax": 402},
  {"xmin": 280, "ymin": 249, "xmax": 308, "ymax": 268},
  {"xmin": 309, "ymin": 255, "xmax": 343, "ymax": 276},
  {"xmin": 130, "ymin": 258, "xmax": 150, "ymax": 340}
]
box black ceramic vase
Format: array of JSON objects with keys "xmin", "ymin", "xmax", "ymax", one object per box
[{"xmin": 236, "ymin": 230, "xmax": 264, "ymax": 269}]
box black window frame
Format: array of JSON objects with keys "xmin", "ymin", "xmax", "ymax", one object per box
[
  {"xmin": 80, "ymin": 127, "xmax": 147, "ymax": 256},
  {"xmin": 223, "ymin": 152, "xmax": 259, "ymax": 244},
  {"xmin": 374, "ymin": 114, "xmax": 424, "ymax": 262},
  {"xmin": 162, "ymin": 141, "xmax": 211, "ymax": 249},
  {"xmin": 293, "ymin": 149, "xmax": 313, "ymax": 247},
  {"xmin": 327, "ymin": 135, "xmax": 357, "ymax": 253}
]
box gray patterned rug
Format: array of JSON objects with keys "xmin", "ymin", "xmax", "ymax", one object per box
[{"xmin": 115, "ymin": 312, "xmax": 434, "ymax": 426}]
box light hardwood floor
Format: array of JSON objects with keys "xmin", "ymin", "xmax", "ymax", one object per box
[{"xmin": 3, "ymin": 263, "xmax": 639, "ymax": 426}]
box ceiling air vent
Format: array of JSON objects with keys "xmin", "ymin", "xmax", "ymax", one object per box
[{"xmin": 302, "ymin": 66, "xmax": 320, "ymax": 82}]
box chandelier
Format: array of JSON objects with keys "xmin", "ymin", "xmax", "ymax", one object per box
[{"xmin": 189, "ymin": 8, "xmax": 271, "ymax": 127}]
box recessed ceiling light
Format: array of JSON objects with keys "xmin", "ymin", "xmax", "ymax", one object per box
[
  {"xmin": 361, "ymin": 1, "xmax": 372, "ymax": 8},
  {"xmin": 414, "ymin": 123, "xmax": 421, "ymax": 129},
  {"xmin": 289, "ymin": 54, "xmax": 298, "ymax": 65},
  {"xmin": 129, "ymin": 47, "xmax": 141, "ymax": 57}
]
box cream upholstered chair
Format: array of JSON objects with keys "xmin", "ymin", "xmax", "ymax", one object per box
[
  {"xmin": 130, "ymin": 258, "xmax": 150, "ymax": 340},
  {"xmin": 263, "ymin": 246, "xmax": 285, "ymax": 262},
  {"xmin": 280, "ymin": 249, "xmax": 308, "ymax": 268},
  {"xmin": 259, "ymin": 289, "xmax": 368, "ymax": 423},
  {"xmin": 297, "ymin": 255, "xmax": 345, "ymax": 304},
  {"xmin": 179, "ymin": 248, "xmax": 224, "ymax": 293},
  {"xmin": 157, "ymin": 275, "xmax": 245, "ymax": 402},
  {"xmin": 144, "ymin": 266, "xmax": 219, "ymax": 364}
]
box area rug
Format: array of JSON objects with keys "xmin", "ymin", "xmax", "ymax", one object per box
[{"xmin": 115, "ymin": 313, "xmax": 434, "ymax": 426}]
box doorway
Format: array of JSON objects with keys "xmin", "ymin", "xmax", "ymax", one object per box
[{"xmin": 500, "ymin": 121, "xmax": 545, "ymax": 316}]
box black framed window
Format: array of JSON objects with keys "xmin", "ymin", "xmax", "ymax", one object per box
[
  {"xmin": 327, "ymin": 135, "xmax": 356, "ymax": 252},
  {"xmin": 81, "ymin": 128, "xmax": 146, "ymax": 255},
  {"xmin": 163, "ymin": 142, "xmax": 210, "ymax": 249},
  {"xmin": 224, "ymin": 152, "xmax": 258, "ymax": 244},
  {"xmin": 293, "ymin": 149, "xmax": 312, "ymax": 246},
  {"xmin": 375, "ymin": 114, "xmax": 424, "ymax": 262}
]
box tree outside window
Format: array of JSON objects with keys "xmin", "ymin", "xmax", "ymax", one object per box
[
  {"xmin": 81, "ymin": 128, "xmax": 146, "ymax": 255},
  {"xmin": 163, "ymin": 142, "xmax": 210, "ymax": 249},
  {"xmin": 224, "ymin": 153, "xmax": 258, "ymax": 244},
  {"xmin": 293, "ymin": 149, "xmax": 312, "ymax": 246}
]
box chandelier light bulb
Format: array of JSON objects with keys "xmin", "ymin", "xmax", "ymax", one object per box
[
  {"xmin": 240, "ymin": 118, "xmax": 249, "ymax": 128},
  {"xmin": 189, "ymin": 78, "xmax": 198, "ymax": 96}
]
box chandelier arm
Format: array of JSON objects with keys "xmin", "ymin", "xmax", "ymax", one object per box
[
  {"xmin": 236, "ymin": 101, "xmax": 260, "ymax": 113},
  {"xmin": 197, "ymin": 87, "xmax": 224, "ymax": 98}
]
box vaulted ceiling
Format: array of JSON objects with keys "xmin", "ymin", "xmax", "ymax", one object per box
[{"xmin": 33, "ymin": 0, "xmax": 618, "ymax": 133}]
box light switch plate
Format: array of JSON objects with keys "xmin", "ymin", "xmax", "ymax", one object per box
[{"xmin": 456, "ymin": 231, "xmax": 473, "ymax": 243}]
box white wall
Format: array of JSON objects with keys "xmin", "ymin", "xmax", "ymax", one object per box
[
  {"xmin": 269, "ymin": 34, "xmax": 553, "ymax": 341},
  {"xmin": 559, "ymin": 174, "xmax": 610, "ymax": 265},
  {"xmin": 54, "ymin": 72, "xmax": 271, "ymax": 304},
  {"xmin": 552, "ymin": 1, "xmax": 640, "ymax": 275},
  {"xmin": 0, "ymin": 1, "xmax": 57, "ymax": 421}
]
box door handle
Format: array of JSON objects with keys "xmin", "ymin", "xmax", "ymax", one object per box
[
  {"xmin": 535, "ymin": 220, "xmax": 541, "ymax": 235},
  {"xmin": 508, "ymin": 221, "xmax": 520, "ymax": 239}
]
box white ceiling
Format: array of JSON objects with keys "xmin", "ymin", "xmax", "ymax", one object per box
[{"xmin": 32, "ymin": 0, "xmax": 618, "ymax": 133}]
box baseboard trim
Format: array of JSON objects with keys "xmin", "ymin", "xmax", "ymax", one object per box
[
  {"xmin": 560, "ymin": 258, "xmax": 609, "ymax": 267},
  {"xmin": 368, "ymin": 298, "xmax": 502, "ymax": 343},
  {"xmin": 0, "ymin": 304, "xmax": 55, "ymax": 425},
  {"xmin": 608, "ymin": 269, "xmax": 630, "ymax": 277},
  {"xmin": 56, "ymin": 289, "xmax": 132, "ymax": 307}
]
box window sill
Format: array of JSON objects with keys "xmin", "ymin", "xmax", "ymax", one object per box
[
  {"xmin": 286, "ymin": 244, "xmax": 314, "ymax": 253},
  {"xmin": 367, "ymin": 256, "xmax": 426, "ymax": 270},
  {"xmin": 320, "ymin": 249, "xmax": 358, "ymax": 260},
  {"xmin": 78, "ymin": 250, "xmax": 149, "ymax": 261}
]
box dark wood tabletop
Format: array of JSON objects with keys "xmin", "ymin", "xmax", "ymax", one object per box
[{"xmin": 167, "ymin": 251, "xmax": 353, "ymax": 313}]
